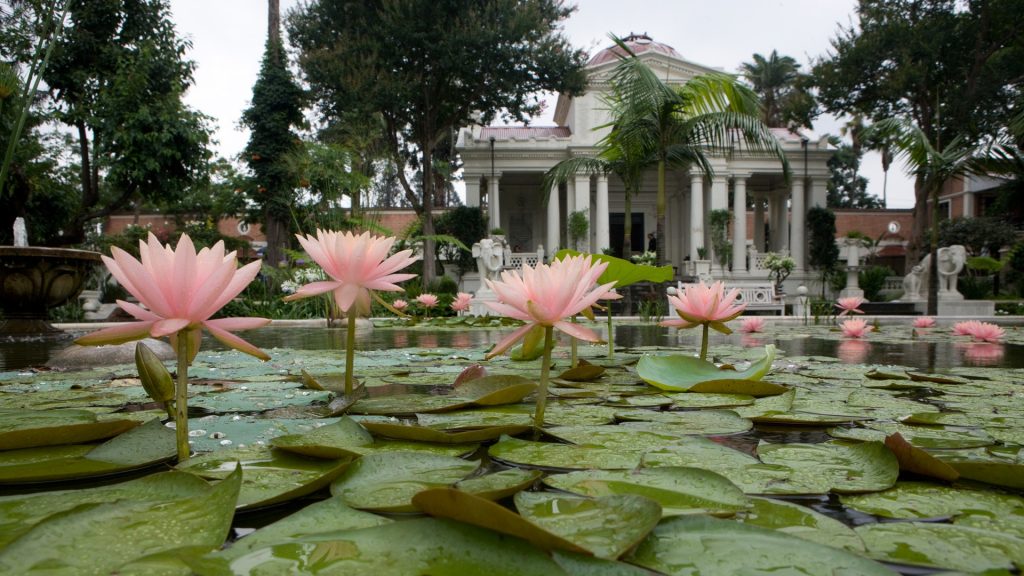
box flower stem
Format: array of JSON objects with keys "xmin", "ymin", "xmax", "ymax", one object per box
[
  {"xmin": 607, "ymin": 305, "xmax": 614, "ymax": 358},
  {"xmin": 570, "ymin": 316, "xmax": 578, "ymax": 368},
  {"xmin": 174, "ymin": 332, "xmax": 190, "ymax": 462},
  {"xmin": 534, "ymin": 325, "xmax": 554, "ymax": 437},
  {"xmin": 345, "ymin": 306, "xmax": 357, "ymax": 396},
  {"xmin": 700, "ymin": 323, "xmax": 709, "ymax": 361}
]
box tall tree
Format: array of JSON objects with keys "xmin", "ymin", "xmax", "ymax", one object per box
[
  {"xmin": 604, "ymin": 40, "xmax": 788, "ymax": 264},
  {"xmin": 36, "ymin": 0, "xmax": 211, "ymax": 245},
  {"xmin": 826, "ymin": 135, "xmax": 883, "ymax": 208},
  {"xmin": 814, "ymin": 0, "xmax": 1024, "ymax": 265},
  {"xmin": 288, "ymin": 0, "xmax": 587, "ymax": 288},
  {"xmin": 739, "ymin": 50, "xmax": 816, "ymax": 129},
  {"xmin": 242, "ymin": 0, "xmax": 304, "ymax": 267}
]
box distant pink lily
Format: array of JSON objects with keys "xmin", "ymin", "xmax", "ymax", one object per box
[
  {"xmin": 392, "ymin": 299, "xmax": 408, "ymax": 312},
  {"xmin": 739, "ymin": 317, "xmax": 766, "ymax": 333},
  {"xmin": 416, "ymin": 293, "xmax": 439, "ymax": 309},
  {"xmin": 970, "ymin": 321, "xmax": 1004, "ymax": 343},
  {"xmin": 451, "ymin": 292, "xmax": 473, "ymax": 313},
  {"xmin": 840, "ymin": 318, "xmax": 870, "ymax": 339},
  {"xmin": 486, "ymin": 254, "xmax": 617, "ymax": 428},
  {"xmin": 952, "ymin": 320, "xmax": 982, "ymax": 336},
  {"xmin": 661, "ymin": 281, "xmax": 746, "ymax": 360},
  {"xmin": 75, "ymin": 233, "xmax": 269, "ymax": 461},
  {"xmin": 286, "ymin": 230, "xmax": 417, "ymax": 394},
  {"xmin": 836, "ymin": 296, "xmax": 865, "ymax": 317},
  {"xmin": 912, "ymin": 316, "xmax": 936, "ymax": 328}
]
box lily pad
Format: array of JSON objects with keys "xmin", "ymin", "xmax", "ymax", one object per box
[
  {"xmin": 0, "ymin": 408, "xmax": 139, "ymax": 451},
  {"xmin": 558, "ymin": 362, "xmax": 606, "ymax": 382},
  {"xmin": 454, "ymin": 468, "xmax": 543, "ymax": 500},
  {"xmin": 757, "ymin": 440, "xmax": 899, "ymax": 494},
  {"xmin": 543, "ymin": 466, "xmax": 750, "ymax": 516},
  {"xmin": 629, "ymin": 515, "xmax": 896, "ymax": 575},
  {"xmin": 0, "ymin": 418, "xmax": 175, "ymax": 483},
  {"xmin": 737, "ymin": 496, "xmax": 866, "ymax": 553},
  {"xmin": 489, "ymin": 436, "xmax": 642, "ymax": 470},
  {"xmin": 176, "ymin": 445, "xmax": 350, "ymax": 510},
  {"xmin": 667, "ymin": 392, "xmax": 755, "ymax": 409},
  {"xmin": 841, "ymin": 480, "xmax": 1024, "ymax": 519},
  {"xmin": 636, "ymin": 345, "xmax": 776, "ymax": 392},
  {"xmin": 613, "ymin": 409, "xmax": 753, "ymax": 435},
  {"xmin": 933, "ymin": 448, "xmax": 1024, "ymax": 490},
  {"xmin": 0, "ymin": 465, "xmax": 240, "ymax": 574},
  {"xmin": 361, "ymin": 420, "xmax": 531, "ymax": 444},
  {"xmin": 884, "ymin": 432, "xmax": 959, "ymax": 482},
  {"xmin": 453, "ymin": 374, "xmax": 538, "ymax": 406},
  {"xmin": 205, "ymin": 517, "xmax": 569, "ymax": 575},
  {"xmin": 270, "ymin": 417, "xmax": 373, "ymax": 458},
  {"xmin": 330, "ymin": 451, "xmax": 479, "ymax": 512},
  {"xmin": 514, "ymin": 491, "xmax": 662, "ymax": 559},
  {"xmin": 641, "ymin": 437, "xmax": 796, "ymax": 494},
  {"xmin": 855, "ymin": 521, "xmax": 1024, "ymax": 573}
]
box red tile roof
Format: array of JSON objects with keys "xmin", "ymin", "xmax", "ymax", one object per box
[{"xmin": 588, "ymin": 34, "xmax": 683, "ymax": 66}]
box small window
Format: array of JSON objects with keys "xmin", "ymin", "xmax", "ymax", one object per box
[{"xmin": 938, "ymin": 200, "xmax": 951, "ymax": 221}]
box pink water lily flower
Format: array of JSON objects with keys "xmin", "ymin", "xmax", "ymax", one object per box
[
  {"xmin": 392, "ymin": 299, "xmax": 408, "ymax": 311},
  {"xmin": 739, "ymin": 317, "xmax": 766, "ymax": 333},
  {"xmin": 451, "ymin": 292, "xmax": 473, "ymax": 312},
  {"xmin": 76, "ymin": 233, "xmax": 269, "ymax": 361},
  {"xmin": 912, "ymin": 316, "xmax": 936, "ymax": 328},
  {"xmin": 285, "ymin": 230, "xmax": 417, "ymax": 315},
  {"xmin": 952, "ymin": 320, "xmax": 982, "ymax": 336},
  {"xmin": 840, "ymin": 318, "xmax": 870, "ymax": 339},
  {"xmin": 416, "ymin": 293, "xmax": 439, "ymax": 308},
  {"xmin": 970, "ymin": 321, "xmax": 1005, "ymax": 343},
  {"xmin": 661, "ymin": 281, "xmax": 746, "ymax": 334},
  {"xmin": 836, "ymin": 296, "xmax": 865, "ymax": 316},
  {"xmin": 485, "ymin": 254, "xmax": 617, "ymax": 358}
]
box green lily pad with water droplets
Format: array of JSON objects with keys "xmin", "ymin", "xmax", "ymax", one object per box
[
  {"xmin": 0, "ymin": 418, "xmax": 175, "ymax": 484},
  {"xmin": 270, "ymin": 417, "xmax": 373, "ymax": 458},
  {"xmin": 636, "ymin": 345, "xmax": 777, "ymax": 393},
  {"xmin": 0, "ymin": 408, "xmax": 139, "ymax": 451},
  {"xmin": 666, "ymin": 392, "xmax": 755, "ymax": 408},
  {"xmin": 933, "ymin": 447, "xmax": 1024, "ymax": 490},
  {"xmin": 737, "ymin": 496, "xmax": 866, "ymax": 552},
  {"xmin": 361, "ymin": 420, "xmax": 531, "ymax": 444},
  {"xmin": 330, "ymin": 451, "xmax": 479, "ymax": 512},
  {"xmin": 215, "ymin": 496, "xmax": 392, "ymax": 561},
  {"xmin": 176, "ymin": 445, "xmax": 351, "ymax": 510},
  {"xmin": 451, "ymin": 374, "xmax": 538, "ymax": 405},
  {"xmin": 557, "ymin": 362, "xmax": 606, "ymax": 382},
  {"xmin": 830, "ymin": 422, "xmax": 995, "ymax": 450},
  {"xmin": 855, "ymin": 521, "xmax": 1024, "ymax": 573},
  {"xmin": 757, "ymin": 440, "xmax": 899, "ymax": 494},
  {"xmin": 543, "ymin": 466, "xmax": 750, "ymax": 517},
  {"xmin": 454, "ymin": 468, "xmax": 542, "ymax": 500},
  {"xmin": 629, "ymin": 515, "xmax": 896, "ymax": 575},
  {"xmin": 840, "ymin": 480, "xmax": 1024, "ymax": 519},
  {"xmin": 0, "ymin": 465, "xmax": 240, "ymax": 574},
  {"xmin": 514, "ymin": 491, "xmax": 662, "ymax": 560},
  {"xmin": 489, "ymin": 435, "xmax": 642, "ymax": 471},
  {"xmin": 612, "ymin": 408, "xmax": 753, "ymax": 435},
  {"xmin": 641, "ymin": 437, "xmax": 796, "ymax": 494}
]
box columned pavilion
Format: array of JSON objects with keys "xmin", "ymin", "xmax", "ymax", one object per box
[{"xmin": 456, "ymin": 35, "xmax": 832, "ymax": 285}]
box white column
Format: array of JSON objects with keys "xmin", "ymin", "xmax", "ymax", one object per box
[
  {"xmin": 574, "ymin": 174, "xmax": 591, "ymax": 252},
  {"xmin": 767, "ymin": 194, "xmax": 778, "ymax": 251},
  {"xmin": 488, "ymin": 173, "xmax": 501, "ymax": 232},
  {"xmin": 710, "ymin": 175, "xmax": 728, "ymax": 212},
  {"xmin": 546, "ymin": 182, "xmax": 560, "ymax": 255},
  {"xmin": 811, "ymin": 177, "xmax": 828, "ymax": 208},
  {"xmin": 465, "ymin": 175, "xmax": 481, "ymax": 207},
  {"xmin": 565, "ymin": 179, "xmax": 576, "ymax": 215},
  {"xmin": 753, "ymin": 194, "xmax": 765, "ymax": 252},
  {"xmin": 689, "ymin": 174, "xmax": 704, "ymax": 261},
  {"xmin": 776, "ymin": 191, "xmax": 789, "ymax": 253},
  {"xmin": 595, "ymin": 175, "xmax": 610, "ymax": 255},
  {"xmin": 791, "ymin": 178, "xmax": 806, "ymax": 271},
  {"xmin": 732, "ymin": 176, "xmax": 748, "ymax": 273}
]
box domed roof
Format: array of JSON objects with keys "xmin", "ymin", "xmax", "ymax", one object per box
[{"xmin": 588, "ymin": 33, "xmax": 682, "ymax": 66}]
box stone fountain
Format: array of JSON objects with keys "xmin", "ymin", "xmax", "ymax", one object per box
[{"xmin": 0, "ymin": 218, "xmax": 102, "ymax": 338}]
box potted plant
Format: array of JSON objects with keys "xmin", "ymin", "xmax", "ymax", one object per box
[{"xmin": 764, "ymin": 252, "xmax": 795, "ymax": 294}]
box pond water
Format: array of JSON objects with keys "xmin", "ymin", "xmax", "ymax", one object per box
[{"xmin": 3, "ymin": 321, "xmax": 1024, "ymax": 372}]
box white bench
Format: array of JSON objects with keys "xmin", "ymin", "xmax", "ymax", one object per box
[{"xmin": 667, "ymin": 281, "xmax": 785, "ymax": 316}]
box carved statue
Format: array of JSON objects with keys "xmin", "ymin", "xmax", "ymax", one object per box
[
  {"xmin": 472, "ymin": 237, "xmax": 506, "ymax": 283},
  {"xmin": 903, "ymin": 244, "xmax": 967, "ymax": 302},
  {"xmin": 937, "ymin": 245, "xmax": 967, "ymax": 298}
]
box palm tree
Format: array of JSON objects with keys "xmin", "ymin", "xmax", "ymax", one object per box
[
  {"xmin": 868, "ymin": 118, "xmax": 979, "ymax": 315},
  {"xmin": 605, "ymin": 38, "xmax": 788, "ymax": 264},
  {"xmin": 970, "ymin": 109, "xmax": 1024, "ymax": 222},
  {"xmin": 739, "ymin": 50, "xmax": 802, "ymax": 128}
]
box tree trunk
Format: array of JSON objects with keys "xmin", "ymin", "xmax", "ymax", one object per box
[
  {"xmin": 268, "ymin": 0, "xmax": 280, "ymax": 47},
  {"xmin": 927, "ymin": 182, "xmax": 939, "ymax": 316},
  {"xmin": 655, "ymin": 158, "xmax": 666, "ymax": 266},
  {"xmin": 421, "ymin": 141, "xmax": 437, "ymax": 290},
  {"xmin": 907, "ymin": 175, "xmax": 928, "ymax": 270},
  {"xmin": 263, "ymin": 214, "xmax": 288, "ymax": 268},
  {"xmin": 623, "ymin": 190, "xmax": 633, "ymax": 259}
]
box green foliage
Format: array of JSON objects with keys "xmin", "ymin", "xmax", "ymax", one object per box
[
  {"xmin": 568, "ymin": 210, "xmax": 588, "ymax": 250},
  {"xmin": 826, "ymin": 136, "xmax": 882, "ymax": 209},
  {"xmin": 966, "ymin": 256, "xmax": 1004, "ymax": 274},
  {"xmin": 637, "ymin": 298, "xmax": 666, "ymax": 323},
  {"xmin": 858, "ymin": 265, "xmax": 893, "ymax": 302},
  {"xmin": 959, "ymin": 276, "xmax": 992, "ymax": 300},
  {"xmin": 807, "ymin": 207, "xmax": 840, "ymax": 269},
  {"xmin": 739, "ymin": 49, "xmax": 816, "ymax": 129},
  {"xmin": 708, "ymin": 209, "xmax": 731, "ymax": 269},
  {"xmin": 435, "ymin": 206, "xmax": 487, "ymax": 273},
  {"xmin": 763, "ymin": 252, "xmax": 795, "ymax": 290},
  {"xmin": 939, "ymin": 217, "xmax": 1016, "ymax": 257}
]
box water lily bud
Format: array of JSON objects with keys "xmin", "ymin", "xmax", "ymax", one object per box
[{"xmin": 135, "ymin": 342, "xmax": 174, "ymax": 404}]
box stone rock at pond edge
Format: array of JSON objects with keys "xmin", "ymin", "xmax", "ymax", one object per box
[{"xmin": 47, "ymin": 338, "xmax": 175, "ymax": 369}]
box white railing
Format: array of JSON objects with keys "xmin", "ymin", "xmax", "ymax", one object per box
[{"xmin": 506, "ymin": 247, "xmax": 545, "ymax": 270}]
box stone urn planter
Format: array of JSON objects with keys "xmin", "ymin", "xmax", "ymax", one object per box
[{"xmin": 0, "ymin": 246, "xmax": 102, "ymax": 337}]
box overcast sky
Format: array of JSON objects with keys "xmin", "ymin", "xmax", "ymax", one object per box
[{"xmin": 168, "ymin": 0, "xmax": 912, "ymax": 208}]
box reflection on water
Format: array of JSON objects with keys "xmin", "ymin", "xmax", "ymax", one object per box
[{"xmin": 2, "ymin": 323, "xmax": 1024, "ymax": 372}]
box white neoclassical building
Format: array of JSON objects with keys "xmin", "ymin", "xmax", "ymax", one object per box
[{"xmin": 456, "ymin": 35, "xmax": 832, "ymax": 284}]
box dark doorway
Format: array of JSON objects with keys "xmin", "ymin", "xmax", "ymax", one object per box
[{"xmin": 609, "ymin": 213, "xmax": 645, "ymax": 257}]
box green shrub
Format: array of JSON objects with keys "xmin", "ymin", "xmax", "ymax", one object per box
[
  {"xmin": 858, "ymin": 265, "xmax": 893, "ymax": 302},
  {"xmin": 959, "ymin": 275, "xmax": 992, "ymax": 300}
]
